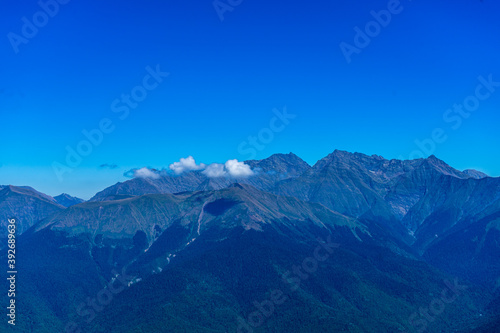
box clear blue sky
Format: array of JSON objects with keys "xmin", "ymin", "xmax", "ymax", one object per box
[{"xmin": 0, "ymin": 0, "xmax": 499, "ymax": 199}]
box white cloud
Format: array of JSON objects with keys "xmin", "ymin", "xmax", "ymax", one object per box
[
  {"xmin": 225, "ymin": 159, "xmax": 254, "ymax": 177},
  {"xmin": 202, "ymin": 163, "xmax": 226, "ymax": 178},
  {"xmin": 134, "ymin": 167, "xmax": 160, "ymax": 179},
  {"xmin": 169, "ymin": 156, "xmax": 205, "ymax": 175},
  {"xmin": 202, "ymin": 160, "xmax": 254, "ymax": 178}
]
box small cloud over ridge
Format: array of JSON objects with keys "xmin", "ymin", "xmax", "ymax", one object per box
[
  {"xmin": 135, "ymin": 167, "xmax": 160, "ymax": 179},
  {"xmin": 225, "ymin": 159, "xmax": 254, "ymax": 177},
  {"xmin": 203, "ymin": 163, "xmax": 226, "ymax": 178},
  {"xmin": 202, "ymin": 159, "xmax": 254, "ymax": 178},
  {"xmin": 169, "ymin": 156, "xmax": 205, "ymax": 174},
  {"xmin": 124, "ymin": 167, "xmax": 160, "ymax": 179}
]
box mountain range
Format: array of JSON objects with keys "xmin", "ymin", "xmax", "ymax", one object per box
[{"xmin": 1, "ymin": 150, "xmax": 499, "ymax": 332}]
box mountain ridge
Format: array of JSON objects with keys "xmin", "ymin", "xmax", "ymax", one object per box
[
  {"xmin": 1, "ymin": 150, "xmax": 498, "ymax": 332},
  {"xmin": 0, "ymin": 185, "xmax": 65, "ymax": 237}
]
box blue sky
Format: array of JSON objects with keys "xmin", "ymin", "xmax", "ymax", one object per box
[{"xmin": 0, "ymin": 0, "xmax": 499, "ymax": 199}]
